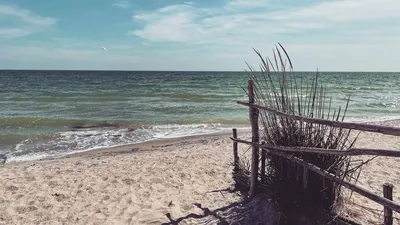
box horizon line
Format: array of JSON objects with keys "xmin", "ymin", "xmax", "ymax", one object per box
[{"xmin": 0, "ymin": 69, "xmax": 399, "ymax": 73}]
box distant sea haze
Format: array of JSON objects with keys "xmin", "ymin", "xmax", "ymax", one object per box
[{"xmin": 0, "ymin": 70, "xmax": 399, "ymax": 162}]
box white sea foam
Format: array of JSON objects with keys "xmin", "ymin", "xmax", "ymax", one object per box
[
  {"xmin": 6, "ymin": 123, "xmax": 241, "ymax": 163},
  {"xmin": 5, "ymin": 115, "xmax": 399, "ymax": 163}
]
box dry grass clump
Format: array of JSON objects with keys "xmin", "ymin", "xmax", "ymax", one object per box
[{"xmin": 234, "ymin": 44, "xmax": 364, "ymax": 224}]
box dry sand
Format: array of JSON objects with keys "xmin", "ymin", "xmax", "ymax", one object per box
[
  {"xmin": 341, "ymin": 120, "xmax": 400, "ymax": 225},
  {"xmin": 0, "ymin": 121, "xmax": 400, "ymax": 225},
  {"xmin": 0, "ymin": 131, "xmax": 262, "ymax": 225}
]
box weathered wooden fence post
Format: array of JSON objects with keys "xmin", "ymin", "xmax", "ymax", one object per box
[
  {"xmin": 296, "ymin": 163, "xmax": 301, "ymax": 183},
  {"xmin": 232, "ymin": 128, "xmax": 239, "ymax": 170},
  {"xmin": 261, "ymin": 141, "xmax": 266, "ymax": 184},
  {"xmin": 303, "ymin": 166, "xmax": 308, "ymax": 190},
  {"xmin": 383, "ymin": 183, "xmax": 394, "ymax": 225},
  {"xmin": 321, "ymin": 178, "xmax": 327, "ymax": 201},
  {"xmin": 248, "ymin": 79, "xmax": 260, "ymax": 197}
]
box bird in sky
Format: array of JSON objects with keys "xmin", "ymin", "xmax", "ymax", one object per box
[{"xmin": 101, "ymin": 47, "xmax": 107, "ymax": 51}]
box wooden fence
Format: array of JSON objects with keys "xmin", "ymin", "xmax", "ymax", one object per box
[{"xmin": 231, "ymin": 79, "xmax": 400, "ymax": 225}]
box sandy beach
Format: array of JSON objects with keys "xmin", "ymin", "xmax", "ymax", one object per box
[
  {"xmin": 1, "ymin": 121, "xmax": 400, "ymax": 225},
  {"xmin": 0, "ymin": 131, "xmax": 251, "ymax": 225},
  {"xmin": 340, "ymin": 120, "xmax": 400, "ymax": 224}
]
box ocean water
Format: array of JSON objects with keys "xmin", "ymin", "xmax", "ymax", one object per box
[{"xmin": 0, "ymin": 70, "xmax": 399, "ymax": 162}]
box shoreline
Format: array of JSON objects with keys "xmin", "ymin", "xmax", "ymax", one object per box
[
  {"xmin": 63, "ymin": 128, "xmax": 251, "ymax": 159},
  {"xmin": 5, "ymin": 127, "xmax": 252, "ymax": 165},
  {"xmin": 5, "ymin": 118, "xmax": 400, "ymax": 164},
  {"xmin": 41, "ymin": 118, "xmax": 400, "ymax": 161}
]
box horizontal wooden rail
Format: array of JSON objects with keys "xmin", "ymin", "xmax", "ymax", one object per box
[
  {"xmin": 268, "ymin": 149, "xmax": 400, "ymax": 213},
  {"xmin": 231, "ymin": 137, "xmax": 400, "ymax": 157},
  {"xmin": 237, "ymin": 101, "xmax": 400, "ymax": 137}
]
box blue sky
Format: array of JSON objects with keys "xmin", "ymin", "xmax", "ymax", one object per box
[{"xmin": 0, "ymin": 0, "xmax": 399, "ymax": 71}]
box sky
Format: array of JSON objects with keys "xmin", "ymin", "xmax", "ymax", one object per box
[{"xmin": 0, "ymin": 0, "xmax": 399, "ymax": 71}]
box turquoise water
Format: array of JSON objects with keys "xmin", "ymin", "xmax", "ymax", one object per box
[{"xmin": 0, "ymin": 70, "xmax": 399, "ymax": 162}]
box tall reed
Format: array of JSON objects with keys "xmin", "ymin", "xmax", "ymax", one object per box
[{"xmin": 241, "ymin": 44, "xmax": 362, "ymax": 224}]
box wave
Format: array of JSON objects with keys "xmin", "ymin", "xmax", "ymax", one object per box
[
  {"xmin": 340, "ymin": 86, "xmax": 385, "ymax": 91},
  {"xmin": 4, "ymin": 122, "xmax": 245, "ymax": 163},
  {"xmin": 5, "ymin": 115, "xmax": 391, "ymax": 162},
  {"xmin": 0, "ymin": 117, "xmax": 249, "ymax": 129},
  {"xmin": 365, "ymin": 102, "xmax": 398, "ymax": 108},
  {"xmin": 0, "ymin": 117, "xmax": 127, "ymax": 128},
  {"xmin": 9, "ymin": 96, "xmax": 131, "ymax": 102},
  {"xmin": 134, "ymin": 92, "xmax": 244, "ymax": 103},
  {"xmin": 5, "ymin": 114, "xmax": 398, "ymax": 163}
]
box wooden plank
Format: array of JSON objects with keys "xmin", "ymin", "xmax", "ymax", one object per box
[
  {"xmin": 269, "ymin": 150, "xmax": 400, "ymax": 213},
  {"xmin": 383, "ymin": 183, "xmax": 394, "ymax": 225},
  {"xmin": 232, "ymin": 128, "xmax": 239, "ymax": 170},
  {"xmin": 230, "ymin": 137, "xmax": 400, "ymax": 157},
  {"xmin": 237, "ymin": 101, "xmax": 400, "ymax": 137},
  {"xmin": 248, "ymin": 79, "xmax": 260, "ymax": 198}
]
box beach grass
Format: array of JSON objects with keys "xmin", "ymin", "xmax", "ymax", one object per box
[{"xmin": 233, "ymin": 43, "xmax": 370, "ymax": 224}]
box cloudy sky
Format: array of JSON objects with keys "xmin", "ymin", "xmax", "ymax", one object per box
[{"xmin": 0, "ymin": 0, "xmax": 399, "ymax": 71}]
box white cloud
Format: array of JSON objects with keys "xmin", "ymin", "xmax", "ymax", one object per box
[
  {"xmin": 225, "ymin": 0, "xmax": 271, "ymax": 9},
  {"xmin": 113, "ymin": 1, "xmax": 130, "ymax": 9},
  {"xmin": 268, "ymin": 0, "xmax": 400, "ymax": 22},
  {"xmin": 126, "ymin": 0, "xmax": 400, "ymax": 71},
  {"xmin": 131, "ymin": 7, "xmax": 206, "ymax": 43},
  {"xmin": 0, "ymin": 5, "xmax": 56, "ymax": 26},
  {"xmin": 131, "ymin": 0, "xmax": 400, "ymax": 45},
  {"xmin": 0, "ymin": 28, "xmax": 31, "ymax": 38},
  {"xmin": 0, "ymin": 4, "xmax": 56, "ymax": 38},
  {"xmin": 2, "ymin": 0, "xmax": 400, "ymax": 71},
  {"xmin": 131, "ymin": 4, "xmax": 272, "ymax": 43}
]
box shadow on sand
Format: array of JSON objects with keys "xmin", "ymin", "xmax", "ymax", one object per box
[
  {"xmin": 161, "ymin": 194, "xmax": 362, "ymax": 225},
  {"xmin": 160, "ymin": 167, "xmax": 361, "ymax": 225},
  {"xmin": 161, "ymin": 193, "xmax": 276, "ymax": 225}
]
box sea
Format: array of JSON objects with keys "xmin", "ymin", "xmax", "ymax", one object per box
[{"xmin": 0, "ymin": 70, "xmax": 399, "ymax": 162}]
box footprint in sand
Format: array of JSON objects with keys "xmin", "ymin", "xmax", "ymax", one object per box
[
  {"xmin": 122, "ymin": 178, "xmax": 134, "ymax": 185},
  {"xmin": 43, "ymin": 203, "xmax": 53, "ymax": 209},
  {"xmin": 52, "ymin": 193, "xmax": 68, "ymax": 202},
  {"xmin": 47, "ymin": 180, "xmax": 58, "ymax": 187},
  {"xmin": 15, "ymin": 194, "xmax": 24, "ymax": 200},
  {"xmin": 37, "ymin": 196, "xmax": 47, "ymax": 202},
  {"xmin": 86, "ymin": 187, "xmax": 95, "ymax": 194},
  {"xmin": 6, "ymin": 185, "xmax": 19, "ymax": 192},
  {"xmin": 15, "ymin": 205, "xmax": 38, "ymax": 214},
  {"xmin": 25, "ymin": 176, "xmax": 35, "ymax": 181},
  {"xmin": 102, "ymin": 195, "xmax": 110, "ymax": 201}
]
